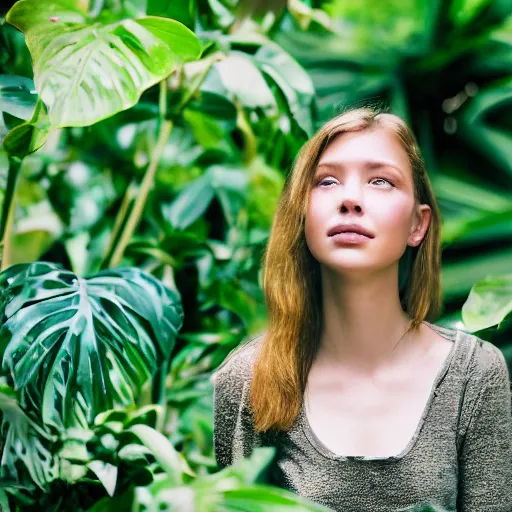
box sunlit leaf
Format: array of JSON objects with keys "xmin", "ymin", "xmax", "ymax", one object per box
[
  {"xmin": 6, "ymin": 0, "xmax": 202, "ymax": 127},
  {"xmin": 462, "ymin": 274, "xmax": 512, "ymax": 331}
]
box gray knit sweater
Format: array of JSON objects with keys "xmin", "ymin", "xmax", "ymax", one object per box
[{"xmin": 212, "ymin": 321, "xmax": 512, "ymax": 511}]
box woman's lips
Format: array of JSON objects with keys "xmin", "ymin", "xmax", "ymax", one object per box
[{"xmin": 329, "ymin": 232, "xmax": 371, "ymax": 244}]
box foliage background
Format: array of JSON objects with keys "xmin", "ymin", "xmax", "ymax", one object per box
[{"xmin": 0, "ymin": 0, "xmax": 511, "ymax": 510}]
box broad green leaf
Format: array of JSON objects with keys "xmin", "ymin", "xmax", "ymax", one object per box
[
  {"xmin": 0, "ymin": 262, "xmax": 184, "ymax": 429},
  {"xmin": 221, "ymin": 486, "xmax": 332, "ymax": 510},
  {"xmin": 442, "ymin": 208, "xmax": 512, "ymax": 245},
  {"xmin": 6, "ymin": 1, "xmax": 202, "ymax": 127},
  {"xmin": 462, "ymin": 274, "xmax": 512, "ymax": 331}
]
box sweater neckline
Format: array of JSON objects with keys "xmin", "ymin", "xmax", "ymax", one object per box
[{"xmin": 299, "ymin": 321, "xmax": 462, "ymax": 463}]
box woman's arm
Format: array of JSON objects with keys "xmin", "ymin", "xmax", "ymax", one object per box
[
  {"xmin": 457, "ymin": 343, "xmax": 512, "ymax": 511},
  {"xmin": 212, "ymin": 339, "xmax": 264, "ymax": 469}
]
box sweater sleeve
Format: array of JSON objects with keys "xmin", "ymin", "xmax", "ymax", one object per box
[
  {"xmin": 212, "ymin": 340, "xmax": 263, "ymax": 469},
  {"xmin": 457, "ymin": 342, "xmax": 512, "ymax": 511}
]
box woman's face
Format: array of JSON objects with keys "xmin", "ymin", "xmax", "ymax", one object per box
[{"xmin": 304, "ymin": 126, "xmax": 431, "ymax": 276}]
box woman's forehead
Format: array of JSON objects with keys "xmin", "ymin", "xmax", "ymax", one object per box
[{"xmin": 317, "ymin": 128, "xmax": 410, "ymax": 172}]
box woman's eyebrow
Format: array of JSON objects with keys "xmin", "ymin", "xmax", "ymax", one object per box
[{"xmin": 315, "ymin": 160, "xmax": 403, "ymax": 175}]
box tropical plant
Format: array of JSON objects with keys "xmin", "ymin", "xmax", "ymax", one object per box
[{"xmin": 0, "ymin": 0, "xmax": 325, "ymax": 509}]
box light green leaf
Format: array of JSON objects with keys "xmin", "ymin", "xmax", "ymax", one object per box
[
  {"xmin": 6, "ymin": 1, "xmax": 202, "ymax": 127},
  {"xmin": 462, "ymin": 274, "xmax": 512, "ymax": 331},
  {"xmin": 214, "ymin": 52, "xmax": 277, "ymax": 110}
]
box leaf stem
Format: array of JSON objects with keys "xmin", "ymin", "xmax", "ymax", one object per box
[
  {"xmin": 235, "ymin": 100, "xmax": 257, "ymax": 164},
  {"xmin": 100, "ymin": 180, "xmax": 138, "ymax": 270},
  {"xmin": 0, "ymin": 157, "xmax": 22, "ymax": 271},
  {"xmin": 108, "ymin": 81, "xmax": 172, "ymax": 268}
]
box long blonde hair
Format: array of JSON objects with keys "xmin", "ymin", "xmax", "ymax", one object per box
[{"xmin": 250, "ymin": 106, "xmax": 443, "ymax": 432}]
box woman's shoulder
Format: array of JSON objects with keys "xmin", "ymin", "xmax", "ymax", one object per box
[
  {"xmin": 455, "ymin": 329, "xmax": 510, "ymax": 421},
  {"xmin": 460, "ymin": 329, "xmax": 509, "ymax": 383},
  {"xmin": 452, "ymin": 328, "xmax": 511, "ymax": 450},
  {"xmin": 210, "ymin": 332, "xmax": 266, "ymax": 387}
]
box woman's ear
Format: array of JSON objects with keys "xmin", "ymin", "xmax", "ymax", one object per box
[{"xmin": 408, "ymin": 204, "xmax": 431, "ymax": 247}]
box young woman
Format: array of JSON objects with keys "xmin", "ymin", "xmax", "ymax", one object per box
[{"xmin": 212, "ymin": 107, "xmax": 512, "ymax": 511}]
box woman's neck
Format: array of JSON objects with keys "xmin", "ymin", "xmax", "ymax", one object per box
[{"xmin": 317, "ymin": 265, "xmax": 418, "ymax": 372}]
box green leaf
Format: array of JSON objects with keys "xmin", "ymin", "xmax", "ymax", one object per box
[
  {"xmin": 461, "ymin": 274, "xmax": 512, "ymax": 331},
  {"xmin": 0, "ymin": 262, "xmax": 184, "ymax": 429},
  {"xmin": 128, "ymin": 424, "xmax": 195, "ymax": 484},
  {"xmin": 442, "ymin": 247, "xmax": 512, "ymax": 301},
  {"xmin": 183, "ymin": 109, "xmax": 225, "ymax": 148},
  {"xmin": 221, "ymin": 486, "xmax": 331, "ymax": 510},
  {"xmin": 187, "ymin": 91, "xmax": 237, "ymax": 122},
  {"xmin": 213, "ymin": 52, "xmax": 277, "ymax": 110},
  {"xmin": 253, "ymin": 43, "xmax": 315, "ymax": 136},
  {"xmin": 163, "ymin": 166, "xmax": 249, "ymax": 230},
  {"xmin": 0, "ymin": 75, "xmax": 37, "ymax": 142},
  {"xmin": 0, "ymin": 385, "xmax": 58, "ymax": 490},
  {"xmin": 6, "ymin": 1, "xmax": 202, "ymax": 128},
  {"xmin": 146, "ymin": 0, "xmax": 197, "ymax": 30},
  {"xmin": 163, "ymin": 171, "xmax": 215, "ymax": 230},
  {"xmin": 87, "ymin": 461, "xmax": 118, "ymax": 497},
  {"xmin": 0, "ymin": 75, "xmax": 36, "ymax": 121},
  {"xmin": 457, "ymin": 78, "xmax": 512, "ymax": 178},
  {"xmin": 86, "ymin": 487, "xmax": 135, "ymax": 512},
  {"xmin": 3, "ymin": 100, "xmax": 51, "ymax": 158}
]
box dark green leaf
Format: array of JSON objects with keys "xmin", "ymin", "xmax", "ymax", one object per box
[
  {"xmin": 146, "ymin": 0, "xmax": 196, "ymax": 30},
  {"xmin": 0, "ymin": 262, "xmax": 184, "ymax": 429}
]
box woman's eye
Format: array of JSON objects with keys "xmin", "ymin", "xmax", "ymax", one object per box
[
  {"xmin": 318, "ymin": 178, "xmax": 394, "ymax": 187},
  {"xmin": 371, "ymin": 178, "xmax": 394, "ymax": 187}
]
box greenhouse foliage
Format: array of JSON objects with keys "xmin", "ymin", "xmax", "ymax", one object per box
[{"xmin": 0, "ymin": 0, "xmax": 511, "ymax": 510}]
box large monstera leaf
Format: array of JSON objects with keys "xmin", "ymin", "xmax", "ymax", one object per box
[
  {"xmin": 0, "ymin": 262, "xmax": 184, "ymax": 430},
  {"xmin": 5, "ymin": 0, "xmax": 202, "ymax": 127}
]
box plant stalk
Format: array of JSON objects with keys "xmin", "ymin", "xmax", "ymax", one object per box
[
  {"xmin": 0, "ymin": 157, "xmax": 22, "ymax": 271},
  {"xmin": 108, "ymin": 81, "xmax": 172, "ymax": 268}
]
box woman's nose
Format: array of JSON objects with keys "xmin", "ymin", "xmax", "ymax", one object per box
[{"xmin": 337, "ymin": 180, "xmax": 364, "ymax": 212}]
